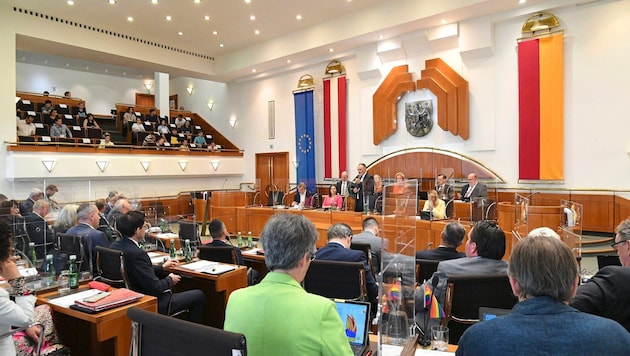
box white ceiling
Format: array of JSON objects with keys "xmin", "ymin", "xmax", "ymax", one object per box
[{"xmin": 10, "ymin": 0, "xmax": 568, "ymax": 82}]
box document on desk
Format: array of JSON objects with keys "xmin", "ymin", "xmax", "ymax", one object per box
[
  {"xmin": 156, "ymin": 232, "xmax": 178, "ymax": 238},
  {"xmin": 179, "ymin": 260, "xmax": 236, "ymax": 275},
  {"xmin": 48, "ymin": 289, "xmax": 103, "ymax": 308}
]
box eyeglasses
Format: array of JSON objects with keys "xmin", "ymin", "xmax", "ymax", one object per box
[
  {"xmin": 347, "ymin": 234, "xmax": 353, "ymax": 240},
  {"xmin": 308, "ymin": 251, "xmax": 316, "ymax": 261},
  {"xmin": 611, "ymin": 239, "xmax": 628, "ymax": 251}
]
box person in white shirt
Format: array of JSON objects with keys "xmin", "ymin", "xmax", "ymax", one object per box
[{"xmin": 16, "ymin": 116, "xmax": 36, "ymax": 136}]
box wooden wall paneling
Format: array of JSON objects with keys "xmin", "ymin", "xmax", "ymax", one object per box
[
  {"xmin": 570, "ymin": 193, "xmax": 614, "ymax": 233},
  {"xmin": 235, "ymin": 207, "xmax": 248, "ymax": 234},
  {"xmin": 531, "ymin": 192, "xmax": 570, "ymax": 206},
  {"xmin": 526, "ymin": 206, "xmax": 564, "ymax": 232},
  {"xmin": 372, "ymin": 66, "xmax": 415, "ymax": 145},
  {"xmin": 615, "ymin": 195, "xmax": 630, "ymax": 227},
  {"xmin": 135, "ymin": 93, "xmax": 155, "ymax": 107},
  {"xmin": 461, "ymin": 160, "xmax": 493, "ymax": 180},
  {"xmin": 497, "ymin": 202, "xmax": 516, "ymax": 233},
  {"xmin": 246, "ymin": 207, "xmax": 273, "ymax": 237},
  {"xmin": 421, "ymin": 68, "xmax": 458, "ymax": 133},
  {"xmin": 432, "ymin": 154, "xmax": 463, "ymax": 180},
  {"xmin": 210, "ymin": 192, "xmax": 247, "ymax": 233}
]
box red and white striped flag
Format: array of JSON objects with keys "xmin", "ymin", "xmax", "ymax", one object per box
[{"xmin": 323, "ymin": 75, "xmax": 347, "ymax": 179}]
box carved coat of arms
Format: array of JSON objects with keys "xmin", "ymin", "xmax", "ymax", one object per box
[{"xmin": 405, "ymin": 100, "xmax": 433, "ymax": 137}]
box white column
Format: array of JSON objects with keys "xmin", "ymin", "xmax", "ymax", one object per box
[{"xmin": 154, "ymin": 72, "xmax": 170, "ymax": 115}]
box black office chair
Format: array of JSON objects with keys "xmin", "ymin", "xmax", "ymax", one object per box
[
  {"xmin": 178, "ymin": 220, "xmax": 202, "ymax": 247},
  {"xmin": 304, "ymin": 260, "xmax": 368, "ymax": 301},
  {"xmin": 597, "ymin": 255, "xmax": 621, "ymax": 269},
  {"xmin": 415, "ymin": 259, "xmax": 440, "ymax": 285},
  {"xmin": 197, "ymin": 245, "xmax": 238, "ymax": 265},
  {"xmin": 127, "ymin": 307, "xmax": 247, "ymax": 356},
  {"xmin": 350, "ymin": 242, "xmax": 376, "ymax": 276},
  {"xmin": 443, "ymin": 274, "xmax": 517, "ymax": 344},
  {"xmin": 53, "ymin": 232, "xmax": 90, "ymax": 274},
  {"xmin": 94, "ymin": 246, "xmax": 127, "ymax": 288}
]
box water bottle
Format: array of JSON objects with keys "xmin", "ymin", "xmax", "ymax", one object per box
[
  {"xmin": 184, "ymin": 239, "xmax": 192, "ymax": 263},
  {"xmin": 68, "ymin": 255, "xmax": 79, "ymax": 289},
  {"xmin": 28, "ymin": 242, "xmax": 37, "ymax": 268},
  {"xmin": 237, "ymin": 232, "xmax": 243, "ymax": 248},
  {"xmin": 247, "ymin": 231, "xmax": 253, "ymax": 248},
  {"xmin": 169, "ymin": 238, "xmax": 176, "ymax": 258},
  {"xmin": 43, "ymin": 254, "xmax": 56, "ymax": 286},
  {"xmin": 159, "ymin": 218, "xmax": 168, "ymax": 233}
]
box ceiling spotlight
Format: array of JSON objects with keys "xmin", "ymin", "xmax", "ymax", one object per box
[
  {"xmin": 296, "ymin": 14, "xmax": 302, "ymax": 20},
  {"xmin": 219, "ymin": 43, "xmax": 224, "ymax": 47},
  {"xmin": 178, "ymin": 31, "xmax": 183, "ymax": 36},
  {"xmin": 212, "ymin": 31, "xmax": 218, "ymax": 35},
  {"xmin": 441, "ymin": 19, "xmax": 447, "ymax": 24},
  {"xmin": 67, "ymin": 0, "xmax": 74, "ymax": 5},
  {"xmin": 328, "ymin": 48, "xmax": 334, "ymax": 53},
  {"xmin": 254, "ymin": 30, "xmax": 260, "ymax": 35},
  {"xmin": 244, "ymin": 0, "xmax": 251, "ymax": 3},
  {"xmin": 165, "ymin": 15, "xmax": 172, "ymax": 21},
  {"xmin": 127, "ymin": 16, "xmax": 134, "ymax": 22},
  {"xmin": 377, "ymin": 35, "xmax": 384, "ymax": 40},
  {"xmin": 252, "ymin": 69, "xmax": 257, "ymax": 73},
  {"xmin": 108, "ymin": 0, "xmax": 117, "ymax": 4},
  {"xmin": 152, "ymin": 0, "xmax": 159, "ymax": 4},
  {"xmin": 519, "ymin": 0, "xmax": 526, "ymax": 4},
  {"xmin": 194, "ymin": 0, "xmax": 201, "ymax": 3},
  {"xmin": 204, "ymin": 16, "xmax": 211, "ymax": 20},
  {"xmin": 287, "ymin": 59, "xmax": 292, "ymax": 63},
  {"xmin": 250, "ymin": 15, "xmax": 256, "ymax": 21}
]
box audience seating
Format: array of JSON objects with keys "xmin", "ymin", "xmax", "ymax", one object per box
[
  {"xmin": 304, "ymin": 259, "xmax": 368, "ymax": 301},
  {"xmin": 94, "ymin": 246, "xmax": 127, "ymax": 288},
  {"xmin": 442, "ymin": 274, "xmax": 517, "ymax": 344},
  {"xmin": 127, "ymin": 307, "xmax": 247, "ymax": 356}
]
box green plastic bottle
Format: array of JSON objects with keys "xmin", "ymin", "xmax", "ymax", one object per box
[
  {"xmin": 169, "ymin": 238, "xmax": 176, "ymax": 258},
  {"xmin": 237, "ymin": 232, "xmax": 243, "ymax": 248},
  {"xmin": 247, "ymin": 231, "xmax": 253, "ymax": 248},
  {"xmin": 184, "ymin": 239, "xmax": 192, "ymax": 263},
  {"xmin": 28, "ymin": 242, "xmax": 37, "ymax": 268},
  {"xmin": 68, "ymin": 255, "xmax": 79, "ymax": 289}
]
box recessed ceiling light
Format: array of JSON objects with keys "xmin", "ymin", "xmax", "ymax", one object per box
[
  {"xmin": 127, "ymin": 16, "xmax": 134, "ymax": 22},
  {"xmin": 250, "ymin": 15, "xmax": 256, "ymax": 21},
  {"xmin": 287, "ymin": 59, "xmax": 292, "ymax": 63},
  {"xmin": 219, "ymin": 43, "xmax": 224, "ymax": 47},
  {"xmin": 212, "ymin": 31, "xmax": 218, "ymax": 35},
  {"xmin": 244, "ymin": 0, "xmax": 251, "ymax": 3},
  {"xmin": 44, "ymin": 59, "xmax": 48, "ymax": 64},
  {"xmin": 204, "ymin": 15, "xmax": 210, "ymax": 20},
  {"xmin": 296, "ymin": 14, "xmax": 302, "ymax": 20},
  {"xmin": 123, "ymin": 71, "xmax": 127, "ymax": 76},
  {"xmin": 328, "ymin": 48, "xmax": 334, "ymax": 53},
  {"xmin": 105, "ymin": 68, "xmax": 109, "ymax": 73},
  {"xmin": 254, "ymin": 30, "xmax": 260, "ymax": 35},
  {"xmin": 252, "ymin": 69, "xmax": 257, "ymax": 73},
  {"xmin": 165, "ymin": 15, "xmax": 172, "ymax": 21},
  {"xmin": 519, "ymin": 0, "xmax": 526, "ymax": 3},
  {"xmin": 441, "ymin": 19, "xmax": 447, "ymax": 24},
  {"xmin": 152, "ymin": 0, "xmax": 158, "ymax": 4},
  {"xmin": 194, "ymin": 0, "xmax": 201, "ymax": 3},
  {"xmin": 67, "ymin": 0, "xmax": 74, "ymax": 5},
  {"xmin": 108, "ymin": 0, "xmax": 117, "ymax": 4},
  {"xmin": 377, "ymin": 35, "xmax": 384, "ymax": 40},
  {"xmin": 85, "ymin": 66, "xmax": 90, "ymax": 70},
  {"xmin": 178, "ymin": 32, "xmax": 183, "ymax": 36}
]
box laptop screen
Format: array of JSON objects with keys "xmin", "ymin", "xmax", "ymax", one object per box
[
  {"xmin": 334, "ymin": 300, "xmax": 370, "ymax": 347},
  {"xmin": 479, "ymin": 307, "xmax": 511, "ymax": 321}
]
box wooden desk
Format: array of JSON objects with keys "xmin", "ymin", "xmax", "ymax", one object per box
[
  {"xmin": 242, "ymin": 250, "xmax": 269, "ymax": 279},
  {"xmin": 145, "ymin": 231, "xmax": 181, "ymax": 249},
  {"xmin": 368, "ymin": 334, "xmax": 457, "ymax": 354},
  {"xmin": 167, "ymin": 262, "xmax": 247, "ymax": 328},
  {"xmin": 36, "ymin": 288, "xmax": 157, "ymax": 356}
]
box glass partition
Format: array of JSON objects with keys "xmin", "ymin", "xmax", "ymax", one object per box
[
  {"xmin": 512, "ymin": 193, "xmax": 530, "ymax": 250},
  {"xmin": 378, "ymin": 179, "xmax": 417, "ymax": 351},
  {"xmin": 560, "ymin": 199, "xmax": 583, "ymax": 237}
]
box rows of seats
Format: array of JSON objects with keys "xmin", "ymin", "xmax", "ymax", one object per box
[{"xmin": 26, "ymin": 123, "xmax": 102, "ymax": 138}]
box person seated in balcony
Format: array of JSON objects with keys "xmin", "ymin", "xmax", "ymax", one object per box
[
  {"xmin": 44, "ymin": 109, "xmax": 59, "ymax": 126},
  {"xmin": 173, "ymin": 114, "xmax": 186, "ymax": 128},
  {"xmin": 99, "ymin": 133, "xmax": 115, "ymax": 148},
  {"xmin": 63, "ymin": 91, "xmax": 71, "ymax": 98},
  {"xmin": 123, "ymin": 106, "xmax": 136, "ymax": 135},
  {"xmin": 421, "ymin": 189, "xmax": 446, "ymax": 219},
  {"xmin": 131, "ymin": 117, "xmax": 146, "ymax": 144},
  {"xmin": 207, "ymin": 140, "xmax": 220, "ymax": 152},
  {"xmin": 157, "ymin": 119, "xmax": 170, "ymax": 136},
  {"xmin": 41, "ymin": 100, "xmax": 53, "ymax": 114},
  {"xmin": 142, "ymin": 133, "xmax": 156, "ymax": 146},
  {"xmin": 193, "ymin": 131, "xmax": 207, "ymax": 146},
  {"xmin": 82, "ymin": 113, "xmax": 100, "ymax": 129},
  {"xmin": 322, "ymin": 185, "xmax": 342, "ymax": 210},
  {"xmin": 146, "ymin": 108, "xmax": 159, "ymax": 128},
  {"xmin": 179, "ymin": 120, "xmax": 193, "ymax": 140},
  {"xmin": 16, "ymin": 115, "xmax": 35, "ymax": 137},
  {"xmin": 74, "ymin": 101, "xmax": 87, "ymax": 120},
  {"xmin": 155, "ymin": 137, "xmax": 167, "ymax": 151},
  {"xmin": 179, "ymin": 139, "xmax": 190, "ymax": 152},
  {"xmin": 50, "ymin": 117, "xmax": 72, "ymax": 138},
  {"xmin": 169, "ymin": 128, "xmax": 181, "ymax": 145}
]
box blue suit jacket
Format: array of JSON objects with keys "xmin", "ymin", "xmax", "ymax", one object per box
[
  {"xmin": 66, "ymin": 223, "xmax": 110, "ymax": 272},
  {"xmin": 315, "ymin": 242, "xmax": 378, "ymax": 302},
  {"xmin": 457, "ymin": 296, "xmax": 630, "ymax": 355}
]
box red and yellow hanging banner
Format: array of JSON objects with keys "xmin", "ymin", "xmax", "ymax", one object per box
[{"xmin": 518, "ymin": 33, "xmax": 564, "ymax": 181}]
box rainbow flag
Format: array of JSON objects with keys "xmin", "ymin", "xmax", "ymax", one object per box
[
  {"xmin": 423, "ymin": 283, "xmax": 431, "ymax": 308},
  {"xmin": 429, "ymin": 294, "xmax": 445, "ymax": 319},
  {"xmin": 518, "ymin": 33, "xmax": 564, "ymax": 181}
]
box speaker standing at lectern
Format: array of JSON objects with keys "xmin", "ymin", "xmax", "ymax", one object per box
[{"xmin": 459, "ymin": 173, "xmax": 487, "ymax": 202}]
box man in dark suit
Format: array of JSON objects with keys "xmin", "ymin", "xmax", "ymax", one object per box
[
  {"xmin": 335, "ymin": 171, "xmax": 350, "ymax": 200},
  {"xmin": 111, "ymin": 211, "xmax": 205, "ymax": 322},
  {"xmin": 206, "ymin": 219, "xmax": 244, "ymax": 265},
  {"xmin": 315, "ymin": 223, "xmax": 378, "ymax": 303},
  {"xmin": 24, "ymin": 199, "xmax": 53, "ymax": 259},
  {"xmin": 20, "ymin": 188, "xmax": 43, "ymax": 216},
  {"xmin": 291, "ymin": 182, "xmax": 313, "ymax": 208},
  {"xmin": 351, "ymin": 163, "xmax": 374, "ymax": 212},
  {"xmin": 66, "ymin": 203, "xmax": 111, "ymax": 273},
  {"xmin": 571, "ymin": 218, "xmax": 630, "ymax": 332},
  {"xmin": 415, "ymin": 222, "xmax": 466, "ymax": 261},
  {"xmin": 435, "ymin": 174, "xmax": 454, "ymax": 202},
  {"xmin": 459, "ymin": 173, "xmax": 488, "ymax": 202}
]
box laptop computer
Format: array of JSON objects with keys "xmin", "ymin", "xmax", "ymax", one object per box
[
  {"xmin": 420, "ymin": 210, "xmax": 432, "ymax": 220},
  {"xmin": 334, "ymin": 299, "xmax": 371, "ymax": 356},
  {"xmin": 479, "ymin": 306, "xmax": 511, "ymax": 321}
]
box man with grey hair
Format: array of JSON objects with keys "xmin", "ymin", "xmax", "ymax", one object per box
[
  {"xmin": 415, "ymin": 221, "xmax": 466, "ymax": 261},
  {"xmin": 24, "ymin": 199, "xmax": 53, "ymax": 259},
  {"xmin": 224, "ymin": 214, "xmax": 352, "ymax": 355},
  {"xmin": 67, "ymin": 203, "xmax": 110, "ymax": 273},
  {"xmin": 457, "ymin": 227, "xmax": 630, "ymax": 355},
  {"xmin": 19, "ymin": 188, "xmax": 43, "ymax": 215},
  {"xmin": 106, "ymin": 197, "xmax": 131, "ymax": 228},
  {"xmin": 104, "ymin": 190, "xmax": 119, "ymax": 216},
  {"xmin": 571, "ymin": 218, "xmax": 630, "ymax": 332},
  {"xmin": 315, "ymin": 223, "xmax": 378, "ymax": 302}
]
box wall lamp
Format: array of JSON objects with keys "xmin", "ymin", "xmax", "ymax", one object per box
[
  {"xmin": 228, "ymin": 117, "xmax": 237, "ymax": 128},
  {"xmin": 297, "ymin": 74, "xmax": 314, "ymax": 89},
  {"xmin": 324, "ymin": 59, "xmax": 345, "ymax": 76},
  {"xmin": 186, "ymin": 86, "xmax": 194, "ymax": 95},
  {"xmin": 144, "ymin": 82, "xmax": 153, "ymax": 93},
  {"xmin": 207, "ymin": 100, "xmax": 215, "ymax": 111}
]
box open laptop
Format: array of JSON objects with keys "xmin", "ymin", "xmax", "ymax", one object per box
[
  {"xmin": 479, "ymin": 306, "xmax": 511, "ymax": 321},
  {"xmin": 333, "ymin": 300, "xmax": 371, "ymax": 356},
  {"xmin": 419, "ymin": 210, "xmax": 432, "ymax": 220}
]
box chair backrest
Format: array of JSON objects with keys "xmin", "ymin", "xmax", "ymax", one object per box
[
  {"xmin": 197, "ymin": 245, "xmax": 238, "ymax": 265},
  {"xmin": 267, "ymin": 191, "xmax": 284, "ymax": 206},
  {"xmin": 127, "ymin": 307, "xmax": 247, "ymax": 356},
  {"xmin": 54, "ymin": 232, "xmax": 90, "ymax": 273},
  {"xmin": 597, "ymin": 255, "xmax": 621, "ymax": 269},
  {"xmin": 178, "ymin": 220, "xmax": 201, "ymax": 246},
  {"xmin": 304, "ymin": 259, "xmax": 367, "ymax": 301},
  {"xmin": 443, "ymin": 274, "xmax": 517, "ymax": 344},
  {"xmin": 415, "ymin": 259, "xmax": 440, "ymax": 285},
  {"xmin": 350, "ymin": 242, "xmax": 375, "ymax": 277},
  {"xmin": 95, "ymin": 246, "xmax": 127, "ymax": 288}
]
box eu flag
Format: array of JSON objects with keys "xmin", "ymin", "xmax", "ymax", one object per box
[{"xmin": 293, "ymin": 90, "xmax": 316, "ymax": 191}]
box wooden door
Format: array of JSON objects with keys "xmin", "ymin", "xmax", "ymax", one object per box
[{"xmin": 256, "ymin": 152, "xmax": 289, "ymax": 205}]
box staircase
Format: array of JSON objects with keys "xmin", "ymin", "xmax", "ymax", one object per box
[{"xmin": 95, "ymin": 116, "xmax": 127, "ymax": 144}]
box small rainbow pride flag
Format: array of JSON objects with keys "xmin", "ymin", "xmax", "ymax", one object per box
[{"xmin": 429, "ymin": 294, "xmax": 445, "ymax": 319}]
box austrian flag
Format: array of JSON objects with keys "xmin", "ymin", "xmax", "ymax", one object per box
[{"xmin": 323, "ymin": 75, "xmax": 347, "ymax": 179}]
